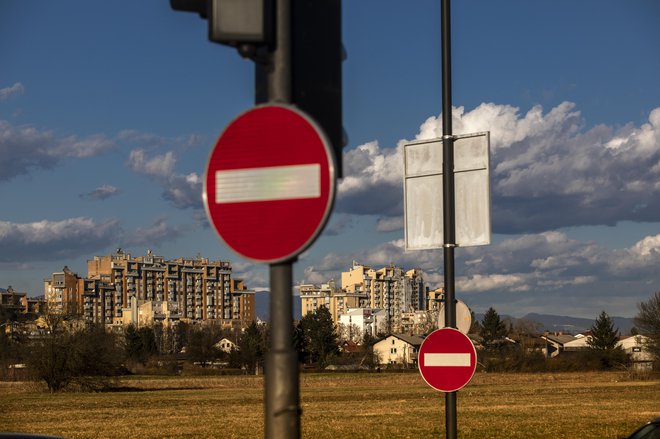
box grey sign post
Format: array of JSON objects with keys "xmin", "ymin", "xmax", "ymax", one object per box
[{"xmin": 403, "ymin": 1, "xmax": 490, "ymax": 437}]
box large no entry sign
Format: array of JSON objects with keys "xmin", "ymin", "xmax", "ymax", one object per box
[
  {"xmin": 204, "ymin": 105, "xmax": 336, "ymax": 263},
  {"xmin": 418, "ymin": 328, "xmax": 477, "ymax": 392}
]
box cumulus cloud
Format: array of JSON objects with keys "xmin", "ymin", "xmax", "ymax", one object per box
[
  {"xmin": 376, "ymin": 216, "xmax": 403, "ymax": 232},
  {"xmin": 323, "ymin": 213, "xmax": 354, "ymax": 236},
  {"xmin": 118, "ymin": 130, "xmax": 204, "ymax": 151},
  {"xmin": 121, "ymin": 217, "xmax": 186, "ymax": 247},
  {"xmin": 127, "ymin": 148, "xmax": 203, "ymax": 210},
  {"xmin": 337, "ymin": 103, "xmax": 660, "ymax": 235},
  {"xmin": 336, "ymin": 141, "xmax": 403, "ymax": 216},
  {"xmin": 0, "ymin": 83, "xmax": 24, "ymax": 101},
  {"xmin": 0, "ymin": 120, "xmax": 115, "ymax": 182},
  {"xmin": 0, "ymin": 217, "xmax": 121, "ymax": 262},
  {"xmin": 79, "ymin": 184, "xmax": 121, "ymax": 200}
]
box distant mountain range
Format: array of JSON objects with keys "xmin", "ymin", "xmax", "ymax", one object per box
[
  {"xmin": 517, "ymin": 313, "xmax": 635, "ymax": 335},
  {"xmin": 255, "ymin": 293, "xmax": 635, "ymax": 335}
]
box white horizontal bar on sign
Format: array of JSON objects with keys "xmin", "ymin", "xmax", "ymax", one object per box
[
  {"xmin": 216, "ymin": 164, "xmax": 321, "ymax": 204},
  {"xmin": 424, "ymin": 353, "xmax": 471, "ymax": 367}
]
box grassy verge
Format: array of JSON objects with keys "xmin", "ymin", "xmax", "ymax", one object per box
[{"xmin": 1, "ymin": 371, "xmax": 657, "ymax": 438}]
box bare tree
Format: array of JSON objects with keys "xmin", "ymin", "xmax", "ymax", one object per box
[{"xmin": 634, "ymin": 292, "xmax": 660, "ymax": 364}]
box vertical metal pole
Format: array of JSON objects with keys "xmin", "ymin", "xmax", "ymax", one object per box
[
  {"xmin": 265, "ymin": 261, "xmax": 300, "ymax": 439},
  {"xmin": 441, "ymin": 0, "xmax": 457, "ymax": 438},
  {"xmin": 264, "ymin": 1, "xmax": 300, "ymax": 438}
]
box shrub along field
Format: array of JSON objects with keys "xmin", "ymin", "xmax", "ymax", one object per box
[{"xmin": 1, "ymin": 371, "xmax": 658, "ymax": 438}]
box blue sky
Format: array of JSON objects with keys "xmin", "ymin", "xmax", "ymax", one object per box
[{"xmin": 1, "ymin": 0, "xmax": 659, "ymax": 320}]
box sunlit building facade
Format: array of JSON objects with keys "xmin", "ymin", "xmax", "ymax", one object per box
[{"xmin": 45, "ymin": 249, "xmax": 254, "ymax": 328}]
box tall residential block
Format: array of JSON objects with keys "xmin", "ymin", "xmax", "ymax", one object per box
[
  {"xmin": 341, "ymin": 262, "xmax": 425, "ymax": 329},
  {"xmin": 44, "ymin": 266, "xmax": 83, "ymax": 315},
  {"xmin": 46, "ymin": 249, "xmax": 255, "ymax": 328},
  {"xmin": 302, "ymin": 262, "xmax": 426, "ymax": 333}
]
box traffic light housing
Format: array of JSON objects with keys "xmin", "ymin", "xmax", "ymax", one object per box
[
  {"xmin": 292, "ymin": 0, "xmax": 344, "ymax": 178},
  {"xmin": 170, "ymin": 0, "xmax": 273, "ymax": 50}
]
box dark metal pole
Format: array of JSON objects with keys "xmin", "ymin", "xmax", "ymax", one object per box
[
  {"xmin": 265, "ymin": 261, "xmax": 300, "ymax": 438},
  {"xmin": 441, "ymin": 0, "xmax": 457, "ymax": 438},
  {"xmin": 264, "ymin": 1, "xmax": 300, "ymax": 438}
]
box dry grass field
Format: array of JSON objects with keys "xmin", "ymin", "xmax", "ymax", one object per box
[{"xmin": 1, "ymin": 371, "xmax": 658, "ymax": 438}]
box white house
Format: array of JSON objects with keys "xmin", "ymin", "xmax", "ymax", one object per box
[
  {"xmin": 214, "ymin": 337, "xmax": 238, "ymax": 353},
  {"xmin": 373, "ymin": 334, "xmax": 425, "ymax": 366},
  {"xmin": 557, "ymin": 334, "xmax": 653, "ymax": 369},
  {"xmin": 338, "ymin": 308, "xmax": 388, "ymax": 342}
]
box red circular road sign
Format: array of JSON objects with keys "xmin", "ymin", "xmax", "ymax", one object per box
[
  {"xmin": 204, "ymin": 104, "xmax": 336, "ymax": 263},
  {"xmin": 418, "ymin": 328, "xmax": 477, "ymax": 392}
]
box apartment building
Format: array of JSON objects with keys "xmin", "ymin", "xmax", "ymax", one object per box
[
  {"xmin": 44, "ymin": 266, "xmax": 83, "ymax": 315},
  {"xmin": 45, "ymin": 249, "xmax": 255, "ymax": 328},
  {"xmin": 301, "ymin": 262, "xmax": 426, "ymax": 333},
  {"xmin": 341, "ymin": 262, "xmax": 425, "ymax": 330},
  {"xmin": 299, "ymin": 281, "xmax": 369, "ymax": 322},
  {"xmin": 1, "ymin": 286, "xmax": 46, "ymax": 318}
]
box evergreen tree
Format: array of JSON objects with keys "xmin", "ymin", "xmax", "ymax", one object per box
[
  {"xmin": 237, "ymin": 321, "xmax": 265, "ymax": 374},
  {"xmin": 186, "ymin": 325, "xmax": 222, "ymax": 367},
  {"xmin": 634, "ymin": 292, "xmax": 660, "ymax": 362},
  {"xmin": 587, "ymin": 311, "xmax": 629, "ymax": 369},
  {"xmin": 587, "ymin": 311, "xmax": 619, "ymax": 351},
  {"xmin": 299, "ymin": 306, "xmax": 339, "ymax": 369},
  {"xmin": 124, "ymin": 325, "xmax": 158, "ymax": 366},
  {"xmin": 480, "ymin": 307, "xmax": 507, "ymax": 349}
]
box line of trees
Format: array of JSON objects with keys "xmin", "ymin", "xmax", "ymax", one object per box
[{"xmin": 1, "ymin": 292, "xmax": 658, "ymax": 391}]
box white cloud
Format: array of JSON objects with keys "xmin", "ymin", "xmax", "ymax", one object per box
[
  {"xmin": 0, "ymin": 217, "xmax": 120, "ymax": 262},
  {"xmin": 127, "ymin": 149, "xmax": 202, "ymax": 210},
  {"xmin": 336, "ymin": 103, "xmax": 660, "ymax": 235},
  {"xmin": 629, "ymin": 234, "xmax": 660, "ymax": 257},
  {"xmin": 376, "ymin": 216, "xmax": 403, "ymax": 232},
  {"xmin": 457, "ymin": 273, "xmax": 529, "ymax": 293},
  {"xmin": 336, "ymin": 141, "xmax": 403, "ymax": 216},
  {"xmin": 117, "ymin": 130, "xmax": 204, "ymax": 151},
  {"xmin": 53, "ymin": 134, "xmax": 115, "ymax": 158},
  {"xmin": 121, "ymin": 218, "xmax": 186, "ymax": 247},
  {"xmin": 79, "ymin": 184, "xmax": 121, "ymax": 200},
  {"xmin": 0, "ymin": 120, "xmax": 115, "ymax": 182},
  {"xmin": 0, "ymin": 83, "xmax": 25, "ymax": 101},
  {"xmin": 127, "ymin": 149, "xmax": 176, "ymax": 177}
]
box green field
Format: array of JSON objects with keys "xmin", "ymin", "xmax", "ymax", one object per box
[{"xmin": 1, "ymin": 372, "xmax": 658, "ymax": 438}]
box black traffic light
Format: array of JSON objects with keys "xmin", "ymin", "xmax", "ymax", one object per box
[
  {"xmin": 293, "ymin": 0, "xmax": 344, "ymax": 178},
  {"xmin": 171, "ymin": 0, "xmax": 344, "ymax": 177},
  {"xmin": 256, "ymin": 0, "xmax": 344, "ymax": 177}
]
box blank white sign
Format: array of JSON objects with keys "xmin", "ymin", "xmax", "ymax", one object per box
[{"xmin": 404, "ymin": 132, "xmax": 491, "ymax": 249}]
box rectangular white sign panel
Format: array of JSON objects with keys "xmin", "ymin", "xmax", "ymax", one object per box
[
  {"xmin": 424, "ymin": 353, "xmax": 472, "ymax": 367},
  {"xmin": 404, "ymin": 132, "xmax": 491, "ymax": 250},
  {"xmin": 215, "ymin": 164, "xmax": 321, "ymax": 204}
]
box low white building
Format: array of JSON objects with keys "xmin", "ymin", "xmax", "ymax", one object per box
[
  {"xmin": 214, "ymin": 337, "xmax": 237, "ymax": 353},
  {"xmin": 561, "ymin": 334, "xmax": 653, "ymax": 369},
  {"xmin": 373, "ymin": 333, "xmax": 425, "ymax": 366},
  {"xmin": 338, "ymin": 308, "xmax": 387, "ymax": 342}
]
